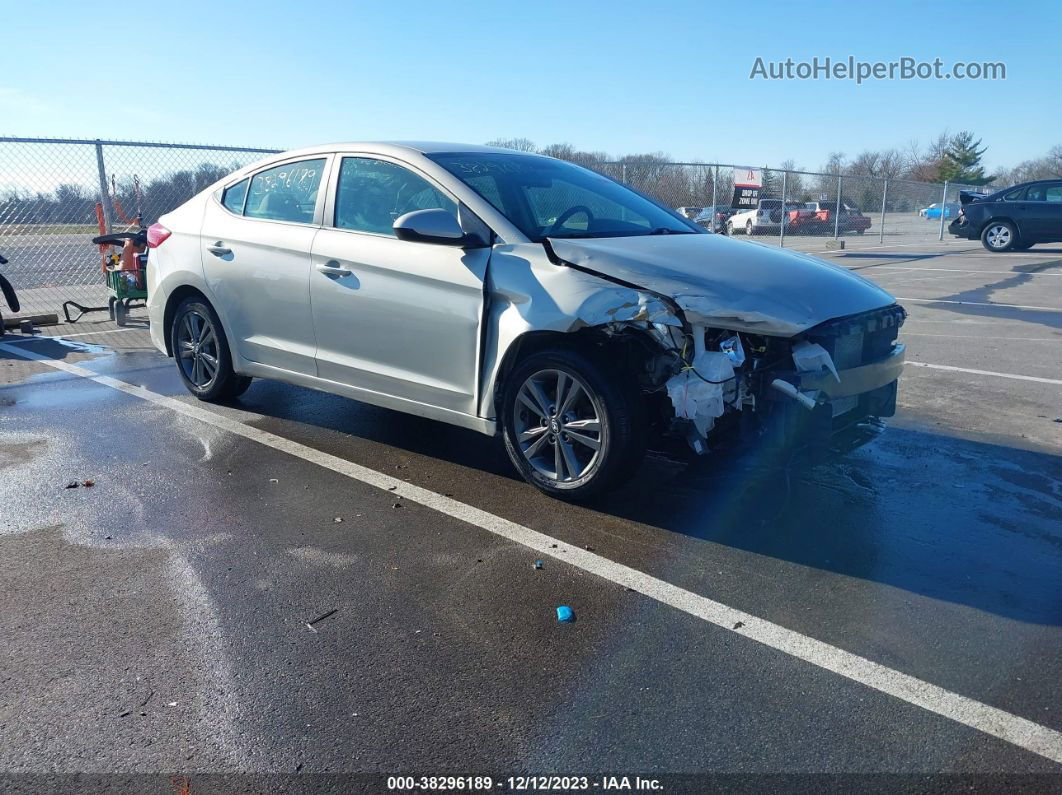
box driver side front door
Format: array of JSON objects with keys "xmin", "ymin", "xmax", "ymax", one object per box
[{"xmin": 309, "ymin": 156, "xmax": 490, "ymax": 417}]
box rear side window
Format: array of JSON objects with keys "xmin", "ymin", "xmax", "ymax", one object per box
[
  {"xmin": 244, "ymin": 159, "xmax": 326, "ymax": 223},
  {"xmin": 1046, "ymin": 184, "xmax": 1062, "ymax": 203},
  {"xmin": 221, "ymin": 179, "xmax": 248, "ymax": 214},
  {"xmin": 334, "ymin": 157, "xmax": 456, "ymax": 236}
]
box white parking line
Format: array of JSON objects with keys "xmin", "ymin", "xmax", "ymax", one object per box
[
  {"xmin": 903, "ymin": 333, "xmax": 1060, "ymax": 342},
  {"xmin": 897, "ymin": 297, "xmax": 1062, "ymax": 313},
  {"xmin": 875, "ymin": 273, "xmax": 976, "ymax": 285},
  {"xmin": 853, "ymin": 266, "xmax": 1062, "ymax": 278},
  {"xmin": 804, "ymin": 241, "xmax": 980, "ymax": 255},
  {"xmin": 2, "ymin": 339, "xmax": 1061, "ymax": 765},
  {"xmin": 907, "ymin": 361, "xmax": 1062, "ymax": 385},
  {"xmin": 1, "ymin": 327, "xmax": 141, "ymax": 342}
]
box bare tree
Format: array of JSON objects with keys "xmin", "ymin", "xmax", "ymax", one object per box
[
  {"xmin": 996, "ymin": 144, "xmax": 1062, "ymax": 186},
  {"xmin": 539, "ymin": 143, "xmax": 610, "ymax": 171},
  {"xmin": 484, "ymin": 137, "xmax": 537, "ymax": 152},
  {"xmin": 906, "ymin": 130, "xmax": 952, "ymax": 182},
  {"xmin": 779, "ymin": 159, "xmax": 806, "ymax": 200}
]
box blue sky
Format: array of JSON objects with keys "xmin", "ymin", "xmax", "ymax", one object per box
[{"xmin": 1, "ymin": 0, "xmax": 1058, "ymax": 171}]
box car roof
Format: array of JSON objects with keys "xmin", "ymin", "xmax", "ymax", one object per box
[{"xmin": 272, "ymin": 141, "xmax": 549, "ymax": 159}]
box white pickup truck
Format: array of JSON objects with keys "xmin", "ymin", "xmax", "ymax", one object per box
[{"xmin": 727, "ymin": 199, "xmax": 799, "ymax": 235}]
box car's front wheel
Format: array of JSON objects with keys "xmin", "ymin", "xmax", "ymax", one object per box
[
  {"xmin": 982, "ymin": 221, "xmax": 1018, "ymax": 252},
  {"xmin": 746, "ymin": 220, "xmax": 754, "ymax": 235},
  {"xmin": 501, "ymin": 348, "xmax": 645, "ymax": 501},
  {"xmin": 171, "ymin": 297, "xmax": 252, "ymax": 401}
]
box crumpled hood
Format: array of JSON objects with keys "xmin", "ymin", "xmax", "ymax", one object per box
[{"xmin": 549, "ymin": 233, "xmax": 897, "ymax": 336}]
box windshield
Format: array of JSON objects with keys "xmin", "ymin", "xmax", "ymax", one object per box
[{"xmin": 428, "ymin": 152, "xmax": 700, "ymax": 241}]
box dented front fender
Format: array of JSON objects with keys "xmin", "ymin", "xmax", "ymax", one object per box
[{"xmin": 477, "ymin": 243, "xmax": 682, "ymax": 420}]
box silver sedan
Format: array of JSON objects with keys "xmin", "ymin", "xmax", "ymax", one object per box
[{"xmin": 146, "ymin": 142, "xmax": 904, "ymax": 499}]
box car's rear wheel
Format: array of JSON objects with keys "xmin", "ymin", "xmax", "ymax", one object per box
[
  {"xmin": 171, "ymin": 297, "xmax": 252, "ymax": 401},
  {"xmin": 726, "ymin": 220, "xmax": 734, "ymax": 236},
  {"xmin": 745, "ymin": 220, "xmax": 754, "ymax": 236},
  {"xmin": 982, "ymin": 221, "xmax": 1018, "ymax": 252},
  {"xmin": 501, "ymin": 348, "xmax": 645, "ymax": 501}
]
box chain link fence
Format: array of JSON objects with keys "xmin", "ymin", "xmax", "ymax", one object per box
[
  {"xmin": 594, "ymin": 160, "xmax": 983, "ymax": 252},
  {"xmin": 0, "ymin": 136, "xmax": 985, "ymax": 336},
  {"xmin": 0, "ymin": 137, "xmax": 279, "ymax": 331}
]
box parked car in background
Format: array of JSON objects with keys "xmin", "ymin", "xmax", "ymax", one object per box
[
  {"xmin": 146, "ymin": 142, "xmax": 905, "ymax": 500},
  {"xmin": 841, "ymin": 204, "xmax": 872, "ymax": 234},
  {"xmin": 784, "ymin": 202, "xmax": 871, "ymax": 235},
  {"xmin": 692, "ymin": 205, "xmax": 733, "ymax": 233},
  {"xmin": 727, "ymin": 199, "xmax": 801, "ymax": 235},
  {"xmin": 675, "ymin": 206, "xmax": 704, "ymax": 221},
  {"xmin": 949, "ymin": 179, "xmax": 1062, "ymax": 252},
  {"xmin": 920, "ymin": 203, "xmax": 960, "ymax": 220}
]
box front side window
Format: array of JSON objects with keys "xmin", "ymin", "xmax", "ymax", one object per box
[
  {"xmin": 221, "ymin": 178, "xmax": 248, "ymax": 214},
  {"xmin": 244, "ymin": 158, "xmax": 325, "ymax": 223},
  {"xmin": 334, "ymin": 157, "xmax": 456, "ymax": 236},
  {"xmin": 428, "ymin": 152, "xmax": 698, "ymax": 242},
  {"xmin": 1025, "ymin": 184, "xmax": 1047, "ymax": 202}
]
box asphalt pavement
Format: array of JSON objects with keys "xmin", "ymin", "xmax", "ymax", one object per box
[{"xmin": 0, "ymin": 239, "xmax": 1060, "ymax": 791}]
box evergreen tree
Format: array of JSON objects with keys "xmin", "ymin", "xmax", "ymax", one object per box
[{"xmin": 938, "ymin": 131, "xmax": 996, "ymax": 185}]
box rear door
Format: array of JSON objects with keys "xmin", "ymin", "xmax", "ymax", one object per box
[
  {"xmin": 309, "ymin": 155, "xmax": 489, "ymax": 415},
  {"xmin": 200, "ymin": 156, "xmax": 330, "ymax": 376},
  {"xmin": 1024, "ymin": 182, "xmax": 1062, "ymax": 241}
]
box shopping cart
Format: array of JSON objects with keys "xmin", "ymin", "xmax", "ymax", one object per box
[{"xmin": 62, "ymin": 190, "xmax": 149, "ymax": 326}]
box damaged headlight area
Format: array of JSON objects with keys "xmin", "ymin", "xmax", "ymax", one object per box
[{"xmin": 630, "ymin": 303, "xmax": 907, "ymax": 457}]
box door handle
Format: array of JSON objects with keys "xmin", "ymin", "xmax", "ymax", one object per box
[
  {"xmin": 207, "ymin": 242, "xmax": 232, "ymax": 257},
  {"xmin": 316, "ymin": 261, "xmax": 353, "ymax": 278}
]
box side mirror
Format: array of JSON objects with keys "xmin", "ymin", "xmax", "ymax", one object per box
[{"xmin": 393, "ymin": 209, "xmax": 484, "ymax": 247}]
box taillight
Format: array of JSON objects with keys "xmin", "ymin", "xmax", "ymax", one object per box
[{"xmin": 146, "ymin": 223, "xmax": 171, "ymax": 248}]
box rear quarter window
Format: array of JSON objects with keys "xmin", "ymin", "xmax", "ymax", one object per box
[{"xmin": 221, "ymin": 179, "xmax": 248, "ymax": 214}]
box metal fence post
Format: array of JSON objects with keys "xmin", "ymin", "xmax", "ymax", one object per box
[
  {"xmin": 833, "ymin": 175, "xmax": 843, "ymax": 239},
  {"xmin": 938, "ymin": 180, "xmax": 949, "ymax": 241},
  {"xmin": 879, "ymin": 178, "xmax": 888, "ymax": 244},
  {"xmin": 94, "ymin": 140, "xmax": 113, "ymax": 233},
  {"xmin": 778, "ymin": 170, "xmax": 787, "ymax": 247},
  {"xmin": 710, "ymin": 164, "xmax": 718, "ymax": 232},
  {"xmin": 621, "ymin": 163, "xmax": 627, "ymax": 184}
]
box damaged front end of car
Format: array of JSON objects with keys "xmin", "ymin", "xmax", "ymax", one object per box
[
  {"xmin": 541, "ymin": 240, "xmax": 907, "ymax": 461},
  {"xmin": 611, "ymin": 300, "xmax": 906, "ymax": 461}
]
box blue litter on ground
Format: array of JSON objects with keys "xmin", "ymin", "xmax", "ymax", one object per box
[{"xmin": 556, "ymin": 606, "xmax": 575, "ymax": 623}]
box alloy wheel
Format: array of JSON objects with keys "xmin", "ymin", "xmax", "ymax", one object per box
[
  {"xmin": 986, "ymin": 224, "xmax": 1012, "ymax": 250},
  {"xmin": 176, "ymin": 309, "xmax": 220, "ymax": 389},
  {"xmin": 513, "ymin": 368, "xmax": 604, "ymax": 483}
]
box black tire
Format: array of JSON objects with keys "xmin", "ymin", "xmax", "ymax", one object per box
[
  {"xmin": 114, "ymin": 300, "xmax": 127, "ymax": 327},
  {"xmin": 745, "ymin": 220, "xmax": 754, "ymax": 236},
  {"xmin": 501, "ymin": 347, "xmax": 646, "ymax": 501},
  {"xmin": 107, "ymin": 296, "xmax": 116, "ymax": 321},
  {"xmin": 725, "ymin": 220, "xmax": 734, "ymax": 236},
  {"xmin": 170, "ymin": 297, "xmax": 252, "ymax": 401},
  {"xmin": 981, "ymin": 220, "xmax": 1018, "ymax": 252}
]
